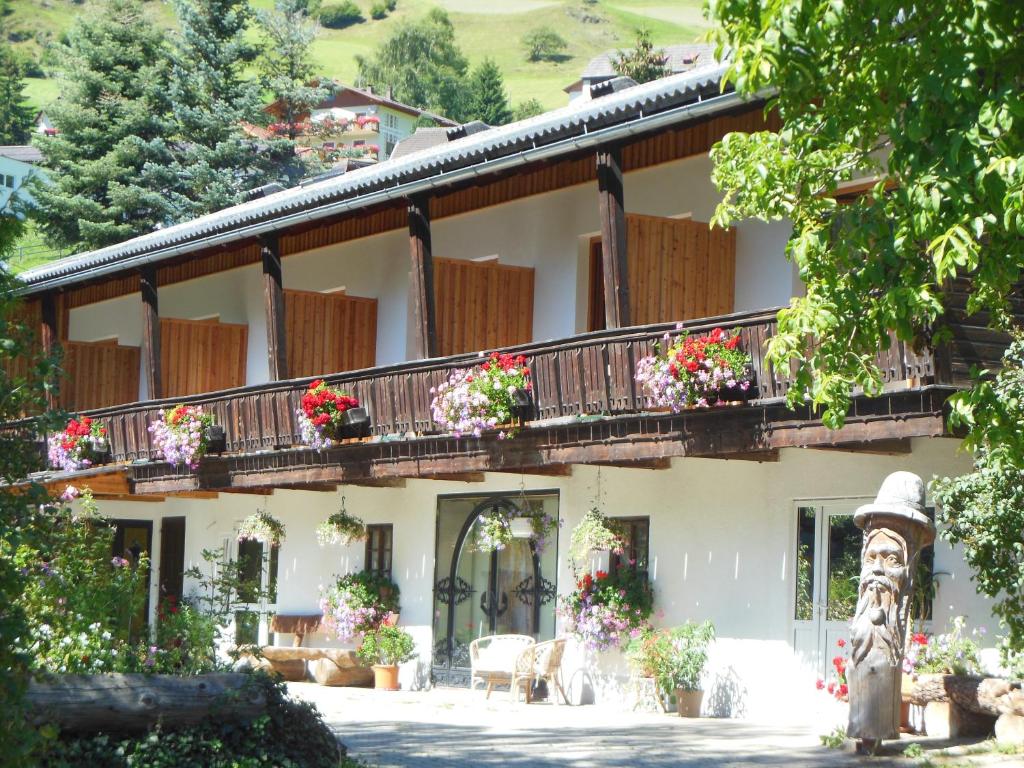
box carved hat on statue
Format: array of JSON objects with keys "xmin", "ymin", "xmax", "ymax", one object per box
[{"xmin": 854, "ymin": 471, "xmax": 935, "ymax": 546}]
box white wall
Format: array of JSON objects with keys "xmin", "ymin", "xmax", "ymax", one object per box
[
  {"xmin": 69, "ymin": 293, "xmax": 148, "ymax": 399},
  {"xmin": 72, "ymin": 436, "xmax": 989, "ymax": 721}
]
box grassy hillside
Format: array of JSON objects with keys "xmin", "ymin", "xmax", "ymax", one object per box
[{"xmin": 14, "ymin": 0, "xmax": 710, "ymax": 114}]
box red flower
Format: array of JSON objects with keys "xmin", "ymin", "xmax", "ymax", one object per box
[
  {"xmin": 912, "ymin": 633, "xmax": 928, "ymax": 646},
  {"xmin": 710, "ymin": 328, "xmax": 725, "ymax": 343},
  {"xmin": 310, "ymin": 380, "xmax": 323, "ymax": 391},
  {"xmin": 815, "ymin": 679, "xmax": 825, "ymax": 690},
  {"xmin": 827, "ymin": 682, "xmax": 835, "ymax": 695},
  {"xmin": 595, "ymin": 570, "xmax": 609, "ymax": 580},
  {"xmin": 685, "ymin": 360, "xmax": 699, "ymax": 373},
  {"xmin": 837, "ymin": 638, "xmax": 846, "ymax": 648},
  {"xmin": 837, "ymin": 683, "xmax": 848, "ymax": 698},
  {"xmin": 725, "ymin": 335, "xmax": 740, "ymax": 350},
  {"xmin": 668, "ymin": 363, "xmax": 679, "ymax": 377}
]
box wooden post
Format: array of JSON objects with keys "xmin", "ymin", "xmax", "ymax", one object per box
[
  {"xmin": 408, "ymin": 195, "xmax": 437, "ymax": 359},
  {"xmin": 261, "ymin": 234, "xmax": 288, "ymax": 381},
  {"xmin": 39, "ymin": 292, "xmax": 59, "ymax": 408},
  {"xmin": 139, "ymin": 265, "xmax": 162, "ymax": 400},
  {"xmin": 596, "ymin": 147, "xmax": 630, "ymax": 329}
]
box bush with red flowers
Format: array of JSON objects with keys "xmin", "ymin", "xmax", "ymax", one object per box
[
  {"xmin": 429, "ymin": 352, "xmax": 532, "ymax": 438},
  {"xmin": 635, "ymin": 326, "xmax": 753, "ymax": 411},
  {"xmin": 815, "ymin": 637, "xmax": 849, "ymax": 701},
  {"xmin": 296, "ymin": 379, "xmax": 360, "ymax": 450},
  {"xmin": 47, "ymin": 415, "xmax": 109, "ymax": 471}
]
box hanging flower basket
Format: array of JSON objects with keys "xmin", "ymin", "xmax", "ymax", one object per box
[
  {"xmin": 635, "ymin": 327, "xmax": 754, "ymax": 411},
  {"xmin": 316, "ymin": 507, "xmax": 366, "ymax": 547},
  {"xmin": 320, "ymin": 570, "xmax": 401, "ymax": 642},
  {"xmin": 48, "ymin": 416, "xmax": 109, "ymax": 472},
  {"xmin": 237, "ymin": 510, "xmax": 286, "ymax": 547},
  {"xmin": 429, "ymin": 352, "xmax": 533, "ymax": 438},
  {"xmin": 149, "ymin": 405, "xmax": 217, "ymax": 469},
  {"xmin": 296, "ymin": 380, "xmax": 364, "ymax": 450},
  {"xmin": 474, "ymin": 503, "xmax": 560, "ymax": 553},
  {"xmin": 569, "ymin": 507, "xmax": 626, "ymax": 564}
]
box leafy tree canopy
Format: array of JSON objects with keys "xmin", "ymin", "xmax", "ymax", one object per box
[
  {"xmin": 612, "ymin": 29, "xmax": 669, "ymax": 84},
  {"xmin": 522, "ymin": 26, "xmax": 568, "ymax": 63},
  {"xmin": 512, "ymin": 97, "xmax": 544, "ymax": 122},
  {"xmin": 356, "ymin": 9, "xmax": 468, "ymax": 122},
  {"xmin": 707, "ymin": 0, "xmax": 1024, "ymax": 431},
  {"xmin": 466, "ymin": 58, "xmax": 512, "ymax": 127}
]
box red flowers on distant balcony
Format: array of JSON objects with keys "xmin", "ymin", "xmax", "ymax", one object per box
[
  {"xmin": 48, "ymin": 416, "xmax": 108, "ymax": 472},
  {"xmin": 296, "ymin": 379, "xmax": 361, "ymax": 450},
  {"xmin": 430, "ymin": 352, "xmax": 532, "ymax": 438},
  {"xmin": 355, "ymin": 115, "xmax": 380, "ymax": 130}
]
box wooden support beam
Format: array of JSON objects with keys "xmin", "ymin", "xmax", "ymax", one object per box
[
  {"xmin": 425, "ymin": 472, "xmax": 486, "ymax": 483},
  {"xmin": 808, "ymin": 438, "xmax": 913, "ymax": 456},
  {"xmin": 223, "ymin": 488, "xmax": 275, "ymax": 496},
  {"xmin": 596, "ymin": 147, "xmax": 630, "ymax": 329},
  {"xmin": 166, "ymin": 491, "xmax": 220, "ymax": 500},
  {"xmin": 93, "ymin": 494, "xmax": 166, "ymax": 503},
  {"xmin": 346, "ymin": 478, "xmax": 407, "ymax": 488},
  {"xmin": 275, "ymin": 483, "xmax": 338, "ymax": 493},
  {"xmin": 139, "ymin": 265, "xmax": 162, "ymax": 400},
  {"xmin": 40, "ymin": 291, "xmax": 59, "ymax": 408},
  {"xmin": 407, "ymin": 194, "xmax": 437, "ymax": 359},
  {"xmin": 693, "ymin": 450, "xmax": 781, "ymax": 463},
  {"xmin": 593, "ymin": 458, "xmax": 671, "ymax": 471},
  {"xmin": 490, "ymin": 465, "xmax": 573, "ymax": 477},
  {"xmin": 261, "ymin": 234, "xmax": 288, "ymax": 381}
]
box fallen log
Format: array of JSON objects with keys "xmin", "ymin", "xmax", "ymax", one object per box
[
  {"xmin": 908, "ymin": 674, "xmax": 1024, "ymax": 717},
  {"xmin": 27, "ymin": 673, "xmax": 266, "ymax": 733}
]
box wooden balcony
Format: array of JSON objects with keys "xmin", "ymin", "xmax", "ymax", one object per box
[{"xmin": 16, "ymin": 304, "xmax": 982, "ymax": 495}]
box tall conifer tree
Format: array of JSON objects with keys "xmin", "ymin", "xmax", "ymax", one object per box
[
  {"xmin": 31, "ymin": 0, "xmax": 176, "ymax": 252},
  {"xmin": 0, "ymin": 44, "xmax": 33, "ymax": 146},
  {"xmin": 466, "ymin": 59, "xmax": 512, "ymax": 126}
]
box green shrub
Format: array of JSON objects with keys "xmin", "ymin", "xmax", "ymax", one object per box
[
  {"xmin": 319, "ymin": 1, "xmax": 363, "ymax": 29},
  {"xmin": 521, "ymin": 27, "xmax": 567, "ymax": 62},
  {"xmin": 369, "ymin": 1, "xmax": 387, "ymax": 19},
  {"xmin": 38, "ymin": 674, "xmax": 342, "ymax": 767},
  {"xmin": 357, "ymin": 625, "xmax": 416, "ymax": 666}
]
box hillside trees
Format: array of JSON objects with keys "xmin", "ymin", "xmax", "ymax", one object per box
[
  {"xmin": 706, "ymin": 0, "xmax": 1024, "ymax": 646},
  {"xmin": 612, "ymin": 29, "xmax": 669, "ymax": 84},
  {"xmin": 31, "ymin": 0, "xmax": 177, "ymax": 251},
  {"xmin": 466, "ymin": 58, "xmax": 512, "ymax": 126},
  {"xmin": 0, "ymin": 43, "xmax": 33, "ymax": 145}
]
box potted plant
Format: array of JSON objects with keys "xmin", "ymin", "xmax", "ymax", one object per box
[
  {"xmin": 665, "ymin": 621, "xmax": 715, "ymax": 717},
  {"xmin": 357, "ymin": 625, "xmax": 416, "ymax": 691},
  {"xmin": 319, "ymin": 570, "xmax": 401, "ymax": 642},
  {"xmin": 295, "ymin": 379, "xmax": 367, "ymax": 450},
  {"xmin": 316, "ymin": 506, "xmax": 366, "ymax": 546},
  {"xmin": 473, "ymin": 502, "xmax": 559, "ymax": 553},
  {"xmin": 236, "ymin": 510, "xmax": 286, "ymax": 547},
  {"xmin": 149, "ymin": 405, "xmax": 219, "ymax": 469},
  {"xmin": 48, "ymin": 415, "xmax": 109, "ymax": 472},
  {"xmin": 429, "ymin": 351, "xmax": 532, "ymax": 438},
  {"xmin": 558, "ymin": 565, "xmax": 653, "ymax": 652},
  {"xmin": 635, "ymin": 327, "xmax": 754, "ymax": 411},
  {"xmin": 569, "ymin": 507, "xmax": 625, "ymax": 564}
]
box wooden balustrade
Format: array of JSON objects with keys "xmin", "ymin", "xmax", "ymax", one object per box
[{"xmin": 31, "ymin": 307, "xmax": 939, "ymax": 466}]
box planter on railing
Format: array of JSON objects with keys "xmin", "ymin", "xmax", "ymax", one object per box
[
  {"xmin": 338, "ymin": 406, "xmax": 371, "ymax": 439},
  {"xmin": 207, "ymin": 424, "xmax": 227, "ymax": 454}
]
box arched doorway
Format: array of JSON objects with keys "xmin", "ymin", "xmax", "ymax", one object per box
[{"xmin": 432, "ymin": 492, "xmax": 559, "ymax": 686}]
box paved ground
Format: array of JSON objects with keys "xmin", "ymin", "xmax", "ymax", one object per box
[{"xmin": 288, "ymin": 684, "xmax": 1019, "ymax": 767}]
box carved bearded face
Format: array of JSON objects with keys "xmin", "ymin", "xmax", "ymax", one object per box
[{"xmin": 851, "ymin": 528, "xmax": 910, "ymax": 665}]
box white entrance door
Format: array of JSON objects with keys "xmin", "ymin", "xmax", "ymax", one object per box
[{"xmin": 792, "ymin": 501, "xmax": 866, "ymax": 678}]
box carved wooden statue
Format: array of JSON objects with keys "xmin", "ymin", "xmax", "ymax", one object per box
[{"xmin": 848, "ymin": 471, "xmax": 935, "ymax": 753}]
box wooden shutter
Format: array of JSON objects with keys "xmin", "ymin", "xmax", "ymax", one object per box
[
  {"xmin": 160, "ymin": 317, "xmax": 248, "ymax": 397},
  {"xmin": 61, "ymin": 340, "xmax": 141, "ymax": 410},
  {"xmin": 284, "ymin": 289, "xmax": 378, "ymax": 378},
  {"xmin": 625, "ymin": 214, "xmax": 736, "ymax": 325},
  {"xmin": 433, "ymin": 258, "xmax": 534, "ymax": 356}
]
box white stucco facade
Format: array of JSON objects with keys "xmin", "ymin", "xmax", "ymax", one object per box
[{"xmin": 73, "ymin": 437, "xmax": 991, "ymax": 724}]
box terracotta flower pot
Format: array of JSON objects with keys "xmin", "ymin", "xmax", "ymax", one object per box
[
  {"xmin": 372, "ymin": 664, "xmax": 400, "ymax": 691},
  {"xmin": 675, "ymin": 688, "xmax": 703, "ymax": 717}
]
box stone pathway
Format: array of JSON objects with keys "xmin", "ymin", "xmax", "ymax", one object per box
[{"xmin": 288, "ymin": 684, "xmax": 1019, "ymax": 767}]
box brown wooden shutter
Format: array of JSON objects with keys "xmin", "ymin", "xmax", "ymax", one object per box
[
  {"xmin": 284, "ymin": 289, "xmax": 378, "ymax": 378},
  {"xmin": 61, "ymin": 340, "xmax": 141, "ymax": 410},
  {"xmin": 159, "ymin": 317, "xmax": 248, "ymax": 397},
  {"xmin": 433, "ymin": 258, "xmax": 534, "ymax": 356},
  {"xmin": 624, "ymin": 214, "xmax": 736, "ymax": 325}
]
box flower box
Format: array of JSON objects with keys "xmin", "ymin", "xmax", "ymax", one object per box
[
  {"xmin": 430, "ymin": 352, "xmax": 533, "ymax": 438},
  {"xmin": 296, "ymin": 380, "xmax": 363, "ymax": 450},
  {"xmin": 206, "ymin": 424, "xmax": 226, "ymax": 454},
  {"xmin": 48, "ymin": 416, "xmax": 109, "ymax": 472},
  {"xmin": 339, "ymin": 406, "xmax": 371, "ymax": 439},
  {"xmin": 510, "ymin": 387, "xmax": 535, "ymax": 422},
  {"xmin": 149, "ymin": 405, "xmax": 218, "ymax": 469}
]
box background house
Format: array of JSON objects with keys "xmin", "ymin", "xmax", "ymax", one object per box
[
  {"xmin": 0, "ymin": 144, "xmax": 44, "ymax": 210},
  {"xmin": 564, "ymin": 43, "xmax": 719, "ymax": 102}
]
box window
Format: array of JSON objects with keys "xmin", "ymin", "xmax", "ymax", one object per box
[
  {"xmin": 609, "ymin": 517, "xmax": 649, "ymax": 576},
  {"xmin": 3, "ymin": 175, "xmax": 14, "ymax": 188},
  {"xmin": 365, "ymin": 524, "xmax": 393, "ymax": 578},
  {"xmin": 235, "ymin": 537, "xmax": 279, "ymax": 645}
]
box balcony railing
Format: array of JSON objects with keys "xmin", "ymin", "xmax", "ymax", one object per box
[{"xmin": 56, "ymin": 307, "xmax": 943, "ymax": 465}]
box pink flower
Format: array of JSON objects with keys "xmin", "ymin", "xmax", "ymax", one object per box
[{"xmin": 61, "ymin": 485, "xmax": 80, "ymax": 501}]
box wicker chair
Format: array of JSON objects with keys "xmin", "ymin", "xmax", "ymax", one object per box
[
  {"xmin": 510, "ymin": 638, "xmax": 569, "ymax": 704},
  {"xmin": 469, "ymin": 634, "xmax": 536, "ymax": 698}
]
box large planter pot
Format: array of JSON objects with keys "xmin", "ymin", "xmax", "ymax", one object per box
[
  {"xmin": 675, "ymin": 688, "xmax": 704, "ymax": 717},
  {"xmin": 84, "ymin": 445, "xmax": 112, "ymax": 466},
  {"xmin": 339, "ymin": 407, "xmax": 371, "ymax": 439},
  {"xmin": 372, "ymin": 664, "xmax": 400, "ymax": 691},
  {"xmin": 206, "ymin": 424, "xmax": 226, "ymax": 454}
]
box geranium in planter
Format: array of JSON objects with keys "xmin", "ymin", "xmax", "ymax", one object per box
[
  {"xmin": 430, "ymin": 352, "xmax": 532, "ymax": 438},
  {"xmin": 236, "ymin": 510, "xmax": 286, "ymax": 548},
  {"xmin": 320, "ymin": 570, "xmax": 400, "ymax": 642},
  {"xmin": 357, "ymin": 624, "xmax": 416, "ymax": 691},
  {"xmin": 149, "ymin": 405, "xmax": 217, "ymax": 469},
  {"xmin": 48, "ymin": 415, "xmax": 109, "ymax": 472},
  {"xmin": 635, "ymin": 327, "xmax": 753, "ymax": 411},
  {"xmin": 316, "ymin": 506, "xmax": 366, "ymax": 547},
  {"xmin": 296, "ymin": 379, "xmax": 365, "ymax": 450},
  {"xmin": 558, "ymin": 565, "xmax": 653, "ymax": 652},
  {"xmin": 473, "ymin": 503, "xmax": 560, "ymax": 553}
]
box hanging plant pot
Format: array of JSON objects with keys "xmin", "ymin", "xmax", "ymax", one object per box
[
  {"xmin": 509, "ymin": 517, "xmax": 534, "ymax": 538},
  {"xmin": 206, "ymin": 424, "xmax": 227, "ymax": 454},
  {"xmin": 339, "ymin": 407, "xmax": 371, "ymax": 439},
  {"xmin": 83, "ymin": 444, "xmax": 112, "ymax": 466},
  {"xmin": 510, "ymin": 388, "xmax": 535, "ymax": 422}
]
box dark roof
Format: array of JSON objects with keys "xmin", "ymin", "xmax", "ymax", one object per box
[
  {"xmin": 0, "ymin": 145, "xmax": 43, "ymax": 163},
  {"xmin": 580, "ymin": 43, "xmax": 719, "ymax": 81},
  {"xmin": 390, "ymin": 128, "xmax": 451, "ymax": 160},
  {"xmin": 19, "ymin": 66, "xmax": 743, "ymax": 293},
  {"xmin": 274, "ymin": 83, "xmax": 457, "ymax": 127}
]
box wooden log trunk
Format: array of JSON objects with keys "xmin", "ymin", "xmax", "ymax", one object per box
[
  {"xmin": 27, "ymin": 673, "xmax": 265, "ymax": 733},
  {"xmin": 908, "ymin": 674, "xmax": 1022, "ymax": 717}
]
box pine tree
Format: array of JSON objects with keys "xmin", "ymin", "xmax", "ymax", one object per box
[
  {"xmin": 612, "ymin": 29, "xmax": 669, "ymax": 84},
  {"xmin": 167, "ymin": 0, "xmax": 298, "ymax": 216},
  {"xmin": 0, "ymin": 44, "xmax": 33, "ymax": 146},
  {"xmin": 466, "ymin": 59, "xmax": 512, "ymax": 126},
  {"xmin": 258, "ymin": 0, "xmax": 332, "ymax": 140},
  {"xmin": 31, "ymin": 0, "xmax": 177, "ymax": 252}
]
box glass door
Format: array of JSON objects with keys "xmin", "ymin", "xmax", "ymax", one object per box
[{"xmin": 433, "ymin": 492, "xmax": 558, "ymax": 686}]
